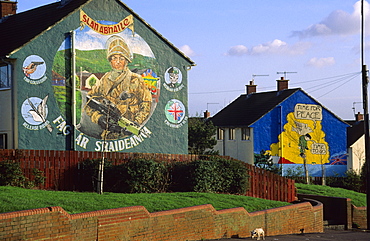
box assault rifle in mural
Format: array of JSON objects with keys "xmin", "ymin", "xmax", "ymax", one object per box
[{"xmin": 85, "ymin": 95, "xmax": 141, "ymax": 135}]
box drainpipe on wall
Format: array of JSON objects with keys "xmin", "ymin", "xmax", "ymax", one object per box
[
  {"xmin": 70, "ymin": 30, "xmax": 76, "ymax": 150},
  {"xmin": 279, "ymin": 105, "xmax": 283, "ymax": 173},
  {"xmin": 222, "ymin": 128, "xmax": 226, "ymax": 156}
]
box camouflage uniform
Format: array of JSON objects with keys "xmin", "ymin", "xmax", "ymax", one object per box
[{"xmin": 84, "ymin": 35, "xmax": 152, "ymax": 139}]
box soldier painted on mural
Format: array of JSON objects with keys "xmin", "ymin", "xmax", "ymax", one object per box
[{"xmin": 83, "ymin": 35, "xmax": 152, "ymax": 139}]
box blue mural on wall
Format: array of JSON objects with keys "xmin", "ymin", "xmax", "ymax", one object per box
[{"xmin": 251, "ymin": 90, "xmax": 349, "ymax": 177}]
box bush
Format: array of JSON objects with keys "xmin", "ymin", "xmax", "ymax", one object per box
[
  {"xmin": 78, "ymin": 159, "xmax": 113, "ymax": 192},
  {"xmin": 213, "ymin": 157, "xmax": 248, "ymax": 194},
  {"xmin": 125, "ymin": 158, "xmax": 169, "ymax": 193},
  {"xmin": 326, "ymin": 169, "xmax": 366, "ymax": 193},
  {"xmin": 168, "ymin": 161, "xmax": 193, "ymax": 192},
  {"xmin": 171, "ymin": 157, "xmax": 248, "ymax": 194},
  {"xmin": 0, "ymin": 160, "xmax": 45, "ymax": 188},
  {"xmin": 254, "ymin": 150, "xmax": 281, "ymax": 175},
  {"xmin": 79, "ymin": 157, "xmax": 249, "ymax": 194},
  {"xmin": 283, "ymin": 165, "xmax": 305, "ymax": 183}
]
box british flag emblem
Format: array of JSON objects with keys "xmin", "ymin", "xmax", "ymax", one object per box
[{"xmin": 165, "ymin": 99, "xmax": 185, "ymax": 124}]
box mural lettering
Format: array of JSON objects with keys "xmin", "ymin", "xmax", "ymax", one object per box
[
  {"xmin": 75, "ymin": 133, "xmax": 90, "ymax": 149},
  {"xmin": 94, "ymin": 126, "xmax": 152, "ymax": 152},
  {"xmin": 53, "ymin": 116, "xmax": 71, "ymax": 135},
  {"xmin": 80, "ymin": 10, "xmax": 134, "ymax": 35},
  {"xmin": 269, "ymin": 103, "xmax": 329, "ymax": 165},
  {"xmin": 294, "ymin": 104, "xmax": 322, "ymax": 120},
  {"xmin": 311, "ymin": 143, "xmax": 327, "ymax": 155}
]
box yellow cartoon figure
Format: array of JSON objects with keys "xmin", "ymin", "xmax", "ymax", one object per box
[{"xmin": 269, "ymin": 112, "xmax": 329, "ymax": 164}]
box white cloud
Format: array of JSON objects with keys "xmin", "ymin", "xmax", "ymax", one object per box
[
  {"xmin": 305, "ymin": 57, "xmax": 335, "ymax": 68},
  {"xmin": 251, "ymin": 39, "xmax": 287, "ymax": 54},
  {"xmin": 292, "ymin": 0, "xmax": 370, "ymax": 38},
  {"xmin": 226, "ymin": 39, "xmax": 311, "ymax": 56},
  {"xmin": 179, "ymin": 45, "xmax": 196, "ymax": 57},
  {"xmin": 225, "ymin": 45, "xmax": 249, "ymax": 56}
]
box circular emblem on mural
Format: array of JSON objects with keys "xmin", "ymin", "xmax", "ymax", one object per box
[
  {"xmin": 21, "ymin": 96, "xmax": 52, "ymax": 132},
  {"xmin": 22, "ymin": 55, "xmax": 47, "ymax": 84},
  {"xmin": 52, "ymin": 22, "xmax": 160, "ymax": 141},
  {"xmin": 163, "ymin": 67, "xmax": 184, "ymax": 92},
  {"xmin": 165, "ymin": 99, "xmax": 186, "ymax": 124}
]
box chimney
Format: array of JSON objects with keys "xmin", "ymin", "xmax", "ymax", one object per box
[
  {"xmin": 246, "ymin": 80, "xmax": 257, "ymax": 95},
  {"xmin": 356, "ymin": 112, "xmax": 364, "ymax": 121},
  {"xmin": 204, "ymin": 110, "xmax": 210, "ymax": 119},
  {"xmin": 277, "ymin": 76, "xmax": 289, "ymax": 91},
  {"xmin": 0, "ymin": 0, "xmax": 17, "ymax": 18}
]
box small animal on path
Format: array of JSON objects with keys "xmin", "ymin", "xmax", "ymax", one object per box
[{"xmin": 251, "ymin": 227, "xmax": 265, "ymax": 240}]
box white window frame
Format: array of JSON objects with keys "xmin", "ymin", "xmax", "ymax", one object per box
[
  {"xmin": 241, "ymin": 128, "xmax": 250, "ymax": 140},
  {"xmin": 229, "ymin": 128, "xmax": 235, "ymax": 140},
  {"xmin": 0, "ymin": 64, "xmax": 11, "ymax": 89},
  {"xmin": 0, "ymin": 133, "xmax": 7, "ymax": 149},
  {"xmin": 217, "ymin": 128, "xmax": 224, "ymax": 140}
]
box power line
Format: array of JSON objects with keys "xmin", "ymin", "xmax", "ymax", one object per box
[
  {"xmin": 304, "ymin": 72, "xmax": 361, "ymax": 93},
  {"xmin": 189, "ymin": 72, "xmax": 361, "ymax": 95},
  {"xmin": 189, "ymin": 89, "xmax": 243, "ymax": 95},
  {"xmin": 316, "ymin": 74, "xmax": 359, "ymax": 98}
]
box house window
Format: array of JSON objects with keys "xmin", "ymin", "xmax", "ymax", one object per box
[
  {"xmin": 0, "ymin": 134, "xmax": 7, "ymax": 149},
  {"xmin": 0, "ymin": 64, "xmax": 11, "ymax": 89},
  {"xmin": 217, "ymin": 128, "xmax": 224, "ymax": 140},
  {"xmin": 229, "ymin": 128, "xmax": 235, "ymax": 140},
  {"xmin": 241, "ymin": 128, "xmax": 250, "ymax": 140}
]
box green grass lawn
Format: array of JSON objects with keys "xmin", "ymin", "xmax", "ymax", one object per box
[
  {"xmin": 0, "ymin": 186, "xmax": 290, "ymax": 214},
  {"xmin": 1, "ymin": 183, "xmax": 366, "ymax": 215},
  {"xmin": 295, "ymin": 183, "xmax": 366, "ymax": 207}
]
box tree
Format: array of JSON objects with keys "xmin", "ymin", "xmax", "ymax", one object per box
[
  {"xmin": 188, "ymin": 117, "xmax": 218, "ymax": 155},
  {"xmin": 254, "ymin": 150, "xmax": 281, "ymax": 174}
]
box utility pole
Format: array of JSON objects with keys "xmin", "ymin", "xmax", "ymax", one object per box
[{"xmin": 360, "ymin": 0, "xmax": 370, "ymax": 230}]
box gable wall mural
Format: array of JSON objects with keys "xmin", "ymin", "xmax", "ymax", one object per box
[
  {"xmin": 11, "ymin": 0, "xmax": 192, "ymax": 154},
  {"xmin": 251, "ymin": 91, "xmax": 349, "ymax": 177}
]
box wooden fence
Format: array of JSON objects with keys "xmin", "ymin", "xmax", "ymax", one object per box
[{"xmin": 0, "ymin": 149, "xmax": 296, "ymax": 202}]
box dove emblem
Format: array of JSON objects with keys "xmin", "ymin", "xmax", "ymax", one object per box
[{"xmin": 27, "ymin": 95, "xmax": 53, "ymax": 132}]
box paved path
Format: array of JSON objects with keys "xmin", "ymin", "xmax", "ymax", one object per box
[{"xmin": 206, "ymin": 229, "xmax": 370, "ymax": 241}]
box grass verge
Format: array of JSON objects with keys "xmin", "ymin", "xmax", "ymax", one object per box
[
  {"xmin": 295, "ymin": 183, "xmax": 366, "ymax": 207},
  {"xmin": 0, "ymin": 186, "xmax": 290, "ymax": 214}
]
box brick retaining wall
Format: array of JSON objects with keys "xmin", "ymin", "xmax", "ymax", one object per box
[
  {"xmin": 352, "ymin": 205, "xmax": 367, "ymax": 229},
  {"xmin": 298, "ymin": 193, "xmax": 367, "ymax": 230},
  {"xmin": 0, "ymin": 201, "xmax": 323, "ymax": 240}
]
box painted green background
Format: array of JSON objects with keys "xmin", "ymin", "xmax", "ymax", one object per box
[{"xmin": 11, "ymin": 0, "xmax": 192, "ymax": 154}]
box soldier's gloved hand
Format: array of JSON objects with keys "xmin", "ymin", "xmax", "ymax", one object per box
[
  {"xmin": 119, "ymin": 91, "xmax": 133, "ymax": 100},
  {"xmin": 97, "ymin": 115, "xmax": 108, "ymax": 129},
  {"xmin": 98, "ymin": 116, "xmax": 122, "ymax": 132}
]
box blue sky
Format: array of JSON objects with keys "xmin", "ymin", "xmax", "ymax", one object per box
[{"xmin": 18, "ymin": 0, "xmax": 370, "ymax": 120}]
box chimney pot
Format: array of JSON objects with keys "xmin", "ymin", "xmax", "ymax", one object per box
[
  {"xmin": 355, "ymin": 112, "xmax": 364, "ymax": 121},
  {"xmin": 0, "ymin": 0, "xmax": 17, "ymax": 18},
  {"xmin": 204, "ymin": 110, "xmax": 210, "ymax": 119}
]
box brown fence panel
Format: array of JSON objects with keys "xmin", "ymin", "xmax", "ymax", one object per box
[{"xmin": 0, "ymin": 149, "xmax": 296, "ymax": 202}]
